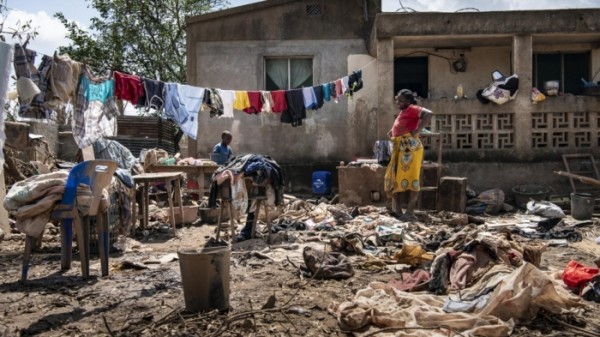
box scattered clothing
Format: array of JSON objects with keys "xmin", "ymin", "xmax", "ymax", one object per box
[{"xmin": 303, "ymin": 246, "xmax": 354, "ymax": 280}]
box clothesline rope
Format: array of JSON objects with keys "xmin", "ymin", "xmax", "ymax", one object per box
[
  {"xmin": 13, "ymin": 42, "xmax": 370, "ymax": 143},
  {"xmin": 15, "ymin": 42, "xmax": 374, "ymax": 94}
]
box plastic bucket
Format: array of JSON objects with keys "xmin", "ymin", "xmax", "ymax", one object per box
[
  {"xmin": 571, "ymin": 193, "xmax": 594, "ymax": 220},
  {"xmin": 511, "ymin": 185, "xmax": 550, "ymax": 209},
  {"xmin": 178, "ymin": 245, "xmax": 230, "ymax": 312}
]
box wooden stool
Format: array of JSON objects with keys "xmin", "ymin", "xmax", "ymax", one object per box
[
  {"xmin": 249, "ymin": 196, "xmax": 272, "ymax": 242},
  {"xmin": 214, "ymin": 183, "xmax": 272, "ymax": 243},
  {"xmin": 215, "ymin": 197, "xmax": 236, "ymax": 242}
]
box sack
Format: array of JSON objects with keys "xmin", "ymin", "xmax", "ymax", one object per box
[
  {"xmin": 526, "ymin": 200, "xmax": 565, "ymax": 218},
  {"xmin": 480, "ymin": 71, "xmax": 519, "ymax": 105},
  {"xmin": 231, "ymin": 178, "xmax": 248, "ymax": 215},
  {"xmin": 466, "ymin": 188, "xmax": 505, "ymax": 214},
  {"xmin": 563, "ymin": 260, "xmax": 599, "ymax": 289},
  {"xmin": 532, "ymin": 87, "xmax": 546, "ymax": 103}
]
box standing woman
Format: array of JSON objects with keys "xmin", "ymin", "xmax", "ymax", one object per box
[{"xmin": 384, "ymin": 89, "xmax": 433, "ymax": 220}]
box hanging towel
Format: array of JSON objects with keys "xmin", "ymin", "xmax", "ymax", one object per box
[
  {"xmin": 302, "ymin": 87, "xmax": 317, "ymax": 110},
  {"xmin": 216, "ymin": 89, "xmax": 235, "ymax": 118},
  {"xmin": 233, "ymin": 90, "xmax": 250, "ymax": 111},
  {"xmin": 271, "ymin": 90, "xmax": 288, "ymax": 113},
  {"xmin": 260, "ymin": 91, "xmax": 274, "ymax": 113},
  {"xmin": 243, "ymin": 91, "xmax": 263, "ymax": 114}
]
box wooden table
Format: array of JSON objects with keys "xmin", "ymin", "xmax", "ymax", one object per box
[
  {"xmin": 132, "ymin": 172, "xmax": 184, "ymax": 235},
  {"xmin": 148, "ymin": 164, "xmax": 218, "ymax": 196}
]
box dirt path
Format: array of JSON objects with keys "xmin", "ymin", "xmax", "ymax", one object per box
[{"xmin": 1, "ymin": 215, "xmax": 600, "ymax": 336}]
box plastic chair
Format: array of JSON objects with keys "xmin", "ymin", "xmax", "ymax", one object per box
[{"xmin": 20, "ymin": 160, "xmax": 118, "ymax": 281}]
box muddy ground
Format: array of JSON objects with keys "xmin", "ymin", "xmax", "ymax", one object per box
[{"xmin": 1, "ymin": 211, "xmax": 600, "ymax": 337}]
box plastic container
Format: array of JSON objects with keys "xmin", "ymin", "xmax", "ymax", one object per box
[
  {"xmin": 167, "ymin": 205, "xmax": 199, "ymax": 225},
  {"xmin": 544, "ymin": 80, "xmax": 560, "ymax": 96},
  {"xmin": 571, "ymin": 193, "xmax": 594, "ymax": 220},
  {"xmin": 312, "ymin": 171, "xmax": 332, "ymax": 195},
  {"xmin": 511, "ymin": 185, "xmax": 550, "ymax": 209},
  {"xmin": 178, "ymin": 245, "xmax": 230, "ymax": 312}
]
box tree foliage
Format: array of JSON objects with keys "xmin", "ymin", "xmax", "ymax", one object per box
[
  {"xmin": 0, "ymin": 0, "xmax": 38, "ymax": 45},
  {"xmin": 57, "ymin": 0, "xmax": 229, "ymax": 84}
]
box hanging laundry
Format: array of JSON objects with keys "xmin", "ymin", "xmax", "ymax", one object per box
[
  {"xmin": 113, "ymin": 71, "xmax": 145, "ymax": 106},
  {"xmin": 302, "ymin": 87, "xmax": 317, "ymax": 110},
  {"xmin": 346, "ymin": 69, "xmax": 363, "ymax": 95},
  {"xmin": 216, "ymin": 88, "xmax": 235, "ymax": 118},
  {"xmin": 282, "ymin": 89, "xmax": 306, "ymax": 127},
  {"xmin": 13, "ymin": 44, "xmax": 51, "ymax": 119},
  {"xmin": 341, "ymin": 76, "xmax": 349, "ymax": 95},
  {"xmin": 33, "ymin": 55, "xmax": 53, "ymax": 119},
  {"xmin": 322, "ymin": 83, "xmax": 331, "ymax": 102},
  {"xmin": 164, "ymin": 83, "xmax": 204, "ymax": 139},
  {"xmin": 72, "ymin": 69, "xmax": 120, "ymax": 148},
  {"xmin": 312, "ymin": 85, "xmax": 324, "ymax": 109},
  {"xmin": 334, "ymin": 79, "xmax": 344, "ymax": 102},
  {"xmin": 45, "ymin": 52, "xmax": 82, "ymax": 110},
  {"xmin": 203, "ymin": 88, "xmax": 224, "ymax": 118},
  {"xmin": 270, "ymin": 90, "xmax": 287, "ymax": 113},
  {"xmin": 0, "ymin": 42, "xmax": 14, "ymax": 175},
  {"xmin": 233, "ymin": 90, "xmax": 250, "ymax": 111},
  {"xmin": 329, "ymin": 82, "xmax": 338, "ymax": 101},
  {"xmin": 260, "ymin": 90, "xmax": 274, "ymax": 113},
  {"xmin": 141, "ymin": 77, "xmax": 165, "ymax": 111},
  {"xmin": 243, "ymin": 91, "xmax": 262, "ymax": 114}
]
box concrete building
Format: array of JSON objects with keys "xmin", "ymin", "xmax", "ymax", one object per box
[{"xmin": 186, "ymin": 0, "xmax": 600, "ymax": 198}]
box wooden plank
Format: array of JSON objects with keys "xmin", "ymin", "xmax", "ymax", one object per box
[{"xmin": 554, "ymin": 170, "xmax": 600, "ymax": 188}]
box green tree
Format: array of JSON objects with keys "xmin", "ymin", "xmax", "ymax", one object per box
[
  {"xmin": 0, "ymin": 0, "xmax": 38, "ymax": 44},
  {"xmin": 56, "ymin": 0, "xmax": 229, "ymax": 84}
]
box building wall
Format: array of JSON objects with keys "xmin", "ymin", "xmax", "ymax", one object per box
[
  {"xmin": 186, "ymin": 5, "xmax": 600, "ymax": 194},
  {"xmin": 192, "ymin": 39, "xmax": 372, "ymax": 163}
]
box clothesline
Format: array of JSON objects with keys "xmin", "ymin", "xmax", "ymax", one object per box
[{"xmin": 13, "ymin": 42, "xmax": 373, "ymax": 148}]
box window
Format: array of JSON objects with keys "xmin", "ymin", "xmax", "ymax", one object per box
[
  {"xmin": 533, "ymin": 52, "xmax": 590, "ymax": 95},
  {"xmin": 394, "ymin": 57, "xmax": 428, "ymax": 98},
  {"xmin": 265, "ymin": 58, "xmax": 313, "ymax": 90}
]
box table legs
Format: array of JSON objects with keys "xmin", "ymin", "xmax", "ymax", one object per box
[
  {"xmin": 143, "ymin": 183, "xmax": 150, "ymax": 230},
  {"xmin": 165, "ymin": 182, "xmax": 176, "ymax": 233}
]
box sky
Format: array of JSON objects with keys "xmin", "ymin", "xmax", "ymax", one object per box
[{"xmin": 4, "ymin": 0, "xmax": 600, "ymax": 58}]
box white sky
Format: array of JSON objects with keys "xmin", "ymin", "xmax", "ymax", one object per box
[{"xmin": 4, "ymin": 0, "xmax": 599, "ymax": 57}]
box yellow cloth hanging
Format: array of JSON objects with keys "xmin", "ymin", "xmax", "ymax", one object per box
[{"xmin": 384, "ymin": 134, "xmax": 424, "ymax": 195}]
